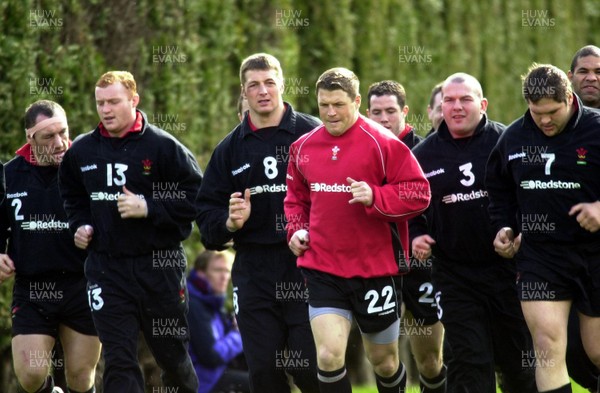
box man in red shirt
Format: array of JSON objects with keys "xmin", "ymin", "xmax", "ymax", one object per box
[{"xmin": 285, "ymin": 67, "xmax": 430, "ymax": 393}]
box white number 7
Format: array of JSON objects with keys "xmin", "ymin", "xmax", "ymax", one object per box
[{"xmin": 541, "ymin": 153, "xmax": 555, "ymax": 175}]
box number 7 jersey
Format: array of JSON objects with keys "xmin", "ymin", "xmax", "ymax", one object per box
[{"xmin": 486, "ymin": 97, "xmax": 600, "ymax": 244}]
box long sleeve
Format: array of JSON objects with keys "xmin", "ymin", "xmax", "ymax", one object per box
[
  {"xmin": 59, "ymin": 146, "xmax": 93, "ymax": 233},
  {"xmin": 188, "ymin": 298, "xmax": 243, "ymax": 367},
  {"xmin": 145, "ymin": 144, "xmax": 203, "ymax": 230},
  {"xmin": 485, "ymin": 133, "xmax": 519, "ymax": 234},
  {"xmin": 196, "ymin": 141, "xmax": 236, "ymax": 250},
  {"xmin": 284, "ymin": 143, "xmax": 311, "ymax": 242},
  {"xmin": 366, "ymin": 142, "xmax": 429, "ymax": 222}
]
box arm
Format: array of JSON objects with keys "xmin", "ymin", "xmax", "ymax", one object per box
[
  {"xmin": 284, "ymin": 144, "xmax": 311, "ymax": 253},
  {"xmin": 569, "ymin": 202, "xmax": 600, "ymax": 233},
  {"xmin": 187, "ymin": 300, "xmax": 243, "ymax": 367},
  {"xmin": 58, "ymin": 148, "xmax": 93, "ymax": 235},
  {"xmin": 485, "ymin": 135, "xmax": 519, "ymax": 234},
  {"xmin": 0, "ymin": 161, "xmax": 4, "ymax": 204},
  {"xmin": 485, "ymin": 133, "xmax": 520, "ymax": 258},
  {"xmin": 197, "ymin": 144, "xmax": 241, "ymax": 249},
  {"xmin": 366, "ymin": 142, "xmax": 430, "ymax": 222},
  {"xmin": 144, "ymin": 144, "xmax": 203, "ymax": 228}
]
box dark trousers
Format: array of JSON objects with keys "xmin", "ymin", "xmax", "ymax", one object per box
[
  {"xmin": 232, "ymin": 244, "xmax": 319, "ymax": 393},
  {"xmin": 434, "ymin": 262, "xmax": 537, "ymax": 393},
  {"xmin": 85, "ymin": 250, "xmax": 198, "ymax": 393}
]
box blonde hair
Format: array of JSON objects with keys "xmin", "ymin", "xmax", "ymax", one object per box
[{"xmin": 96, "ymin": 71, "xmax": 137, "ymax": 97}]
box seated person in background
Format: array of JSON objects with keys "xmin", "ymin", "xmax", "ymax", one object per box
[{"xmin": 187, "ymin": 250, "xmax": 250, "ymax": 393}]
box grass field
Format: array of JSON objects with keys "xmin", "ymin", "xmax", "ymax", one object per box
[{"xmin": 351, "ymin": 380, "xmax": 589, "ymax": 393}]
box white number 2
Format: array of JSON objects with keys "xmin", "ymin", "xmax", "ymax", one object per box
[{"xmin": 11, "ymin": 199, "xmax": 24, "ymax": 221}]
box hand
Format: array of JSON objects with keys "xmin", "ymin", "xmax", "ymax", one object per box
[
  {"xmin": 493, "ymin": 227, "xmax": 521, "ymax": 258},
  {"xmin": 226, "ymin": 189, "xmax": 251, "ymax": 232},
  {"xmin": 74, "ymin": 225, "xmax": 94, "ymax": 250},
  {"xmin": 569, "ymin": 201, "xmax": 600, "ymax": 233},
  {"xmin": 347, "ymin": 177, "xmax": 373, "ymax": 206},
  {"xmin": 289, "ymin": 229, "xmax": 309, "ymax": 257},
  {"xmin": 412, "ymin": 235, "xmax": 436, "ymax": 261},
  {"xmin": 117, "ymin": 186, "xmax": 148, "ymax": 219},
  {"xmin": 0, "ymin": 254, "xmax": 15, "ymax": 283}
]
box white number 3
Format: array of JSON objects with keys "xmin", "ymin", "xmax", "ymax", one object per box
[{"xmin": 459, "ymin": 162, "xmax": 475, "ymax": 187}]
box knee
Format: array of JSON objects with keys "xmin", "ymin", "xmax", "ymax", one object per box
[
  {"xmin": 373, "ymin": 360, "xmax": 399, "ymax": 378},
  {"xmin": 414, "ymin": 352, "xmax": 443, "ymax": 378},
  {"xmin": 368, "ymin": 351, "xmax": 399, "ymax": 378},
  {"xmin": 65, "ymin": 365, "xmax": 96, "ymax": 391},
  {"xmin": 532, "ymin": 330, "xmax": 564, "ymax": 355},
  {"xmin": 317, "ymin": 345, "xmax": 346, "ymax": 371},
  {"xmin": 14, "ymin": 366, "xmax": 48, "ymax": 392}
]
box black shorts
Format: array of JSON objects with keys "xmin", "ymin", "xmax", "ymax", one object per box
[
  {"xmin": 401, "ymin": 257, "xmax": 441, "ymax": 325},
  {"xmin": 11, "ymin": 272, "xmax": 97, "ymax": 337},
  {"xmin": 516, "ymin": 238, "xmax": 600, "ymax": 316},
  {"xmin": 301, "ymin": 268, "xmax": 400, "ymax": 334}
]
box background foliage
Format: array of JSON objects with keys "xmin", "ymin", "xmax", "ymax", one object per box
[{"xmin": 1, "ymin": 0, "xmax": 599, "ymax": 391}]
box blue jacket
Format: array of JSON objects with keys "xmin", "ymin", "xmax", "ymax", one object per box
[{"xmin": 187, "ymin": 270, "xmax": 243, "ymax": 393}]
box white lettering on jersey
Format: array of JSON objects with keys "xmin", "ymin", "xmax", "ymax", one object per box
[
  {"xmin": 232, "ymin": 163, "xmax": 250, "ymax": 176},
  {"xmin": 90, "ymin": 191, "xmax": 146, "ymax": 201},
  {"xmin": 442, "ymin": 189, "xmax": 488, "ymax": 204},
  {"xmin": 519, "ymin": 180, "xmax": 581, "ymax": 190},
  {"xmin": 310, "ymin": 183, "xmax": 352, "ymax": 193},
  {"xmin": 424, "ymin": 168, "xmax": 445, "ymax": 178},
  {"xmin": 249, "ymin": 184, "xmax": 287, "ymax": 195},
  {"xmin": 21, "ymin": 220, "xmax": 69, "ymax": 231},
  {"xmin": 508, "ymin": 152, "xmax": 526, "ymax": 161},
  {"xmin": 80, "ymin": 164, "xmax": 98, "ymax": 172},
  {"xmin": 6, "ymin": 191, "xmax": 28, "ymax": 199}
]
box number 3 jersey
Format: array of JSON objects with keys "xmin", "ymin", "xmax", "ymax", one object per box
[
  {"xmin": 410, "ymin": 115, "xmax": 506, "ymax": 265},
  {"xmin": 197, "ymin": 103, "xmax": 321, "ymax": 249},
  {"xmin": 58, "ymin": 110, "xmax": 203, "ymax": 256},
  {"xmin": 0, "ymin": 147, "xmax": 87, "ymax": 276}
]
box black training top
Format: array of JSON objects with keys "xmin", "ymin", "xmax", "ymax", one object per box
[
  {"xmin": 197, "ymin": 103, "xmax": 321, "ymax": 250},
  {"xmin": 59, "ymin": 110, "xmax": 203, "ymax": 257}
]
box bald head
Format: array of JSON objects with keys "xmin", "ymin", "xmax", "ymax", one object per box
[
  {"xmin": 441, "ymin": 72, "xmax": 488, "ymax": 139},
  {"xmin": 442, "ymin": 73, "xmax": 484, "ymax": 99}
]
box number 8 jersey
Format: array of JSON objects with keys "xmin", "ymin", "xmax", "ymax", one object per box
[{"xmin": 197, "ymin": 103, "xmax": 321, "ymax": 249}]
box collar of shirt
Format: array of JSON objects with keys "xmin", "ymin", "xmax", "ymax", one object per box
[
  {"xmin": 15, "ymin": 140, "xmax": 73, "ymax": 166},
  {"xmin": 247, "ymin": 103, "xmax": 289, "ymax": 132},
  {"xmin": 398, "ymin": 123, "xmax": 413, "ymax": 140},
  {"xmin": 98, "ymin": 111, "xmax": 143, "ymax": 138}
]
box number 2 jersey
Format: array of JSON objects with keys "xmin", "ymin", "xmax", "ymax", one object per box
[
  {"xmin": 58, "ymin": 110, "xmax": 203, "ymax": 256},
  {"xmin": 197, "ymin": 103, "xmax": 321, "ymax": 249},
  {"xmin": 486, "ymin": 96, "xmax": 600, "ymax": 244},
  {"xmin": 409, "ymin": 114, "xmax": 506, "ymax": 266},
  {"xmin": 0, "ymin": 146, "xmax": 86, "ymax": 276}
]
